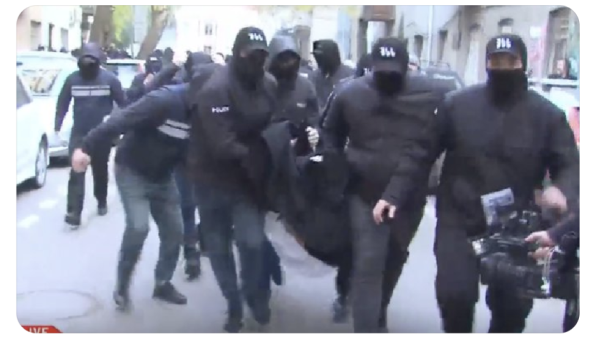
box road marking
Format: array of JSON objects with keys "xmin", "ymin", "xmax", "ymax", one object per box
[
  {"xmin": 38, "ymin": 199, "xmax": 58, "ymax": 210},
  {"xmin": 18, "ymin": 215, "xmax": 40, "ymax": 229}
]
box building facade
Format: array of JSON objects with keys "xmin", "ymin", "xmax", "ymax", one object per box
[{"xmin": 17, "ymin": 6, "xmax": 82, "ymax": 52}]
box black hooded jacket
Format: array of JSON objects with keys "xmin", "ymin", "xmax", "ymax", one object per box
[
  {"xmin": 187, "ymin": 29, "xmax": 278, "ymax": 200},
  {"xmin": 267, "ymin": 36, "xmax": 319, "ymax": 127},
  {"xmin": 79, "ymin": 52, "xmax": 215, "ymax": 181},
  {"xmin": 309, "ymin": 40, "xmax": 354, "ymax": 109},
  {"xmin": 55, "ymin": 43, "xmax": 126, "ymax": 134},
  {"xmin": 126, "ymin": 54, "xmax": 163, "ymax": 104}
]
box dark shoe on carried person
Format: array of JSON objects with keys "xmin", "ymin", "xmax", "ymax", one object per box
[
  {"xmin": 153, "ymin": 282, "xmax": 187, "ymax": 304},
  {"xmin": 64, "ymin": 213, "xmax": 81, "ymax": 229},
  {"xmin": 97, "ymin": 202, "xmax": 108, "ymax": 216},
  {"xmin": 113, "ymin": 288, "xmax": 131, "ymax": 311},
  {"xmin": 249, "ymin": 298, "xmax": 271, "ymax": 326},
  {"xmin": 183, "ymin": 245, "xmax": 201, "ymax": 280}
]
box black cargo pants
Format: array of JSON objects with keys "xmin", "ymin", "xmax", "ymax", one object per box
[
  {"xmin": 434, "ymin": 225, "xmax": 534, "ymax": 333},
  {"xmin": 66, "ymin": 132, "xmax": 111, "ymax": 216}
]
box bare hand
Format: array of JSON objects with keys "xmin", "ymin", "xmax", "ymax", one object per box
[
  {"xmin": 525, "ymin": 230, "xmax": 556, "ymax": 247},
  {"xmin": 306, "ymin": 127, "xmax": 319, "ymax": 150},
  {"xmin": 373, "ymin": 200, "xmax": 396, "ymax": 225},
  {"xmin": 71, "ymin": 148, "xmax": 91, "ymax": 173},
  {"xmin": 143, "ymin": 73, "xmax": 155, "ymax": 86},
  {"xmin": 540, "ymin": 186, "xmax": 568, "ymax": 213},
  {"xmin": 530, "ymin": 247, "xmax": 552, "ymax": 261}
]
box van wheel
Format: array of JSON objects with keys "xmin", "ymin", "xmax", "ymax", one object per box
[{"xmin": 31, "ymin": 139, "xmax": 48, "ymax": 189}]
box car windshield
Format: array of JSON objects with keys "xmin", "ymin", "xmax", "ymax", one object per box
[
  {"xmin": 106, "ymin": 63, "xmax": 140, "ymax": 88},
  {"xmin": 20, "ymin": 68, "xmax": 62, "ymax": 96}
]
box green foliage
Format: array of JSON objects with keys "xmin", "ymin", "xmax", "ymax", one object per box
[{"xmin": 113, "ymin": 6, "xmax": 133, "ymax": 46}]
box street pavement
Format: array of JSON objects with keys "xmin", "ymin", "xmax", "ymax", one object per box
[{"xmin": 16, "ymin": 161, "xmax": 566, "ymax": 333}]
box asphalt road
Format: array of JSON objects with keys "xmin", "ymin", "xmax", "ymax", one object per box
[{"xmin": 16, "ymin": 161, "xmax": 566, "ymax": 333}]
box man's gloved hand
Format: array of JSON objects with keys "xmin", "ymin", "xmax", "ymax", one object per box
[{"xmin": 306, "ymin": 127, "xmax": 319, "ymax": 150}]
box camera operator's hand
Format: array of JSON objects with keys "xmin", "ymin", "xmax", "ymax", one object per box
[
  {"xmin": 540, "ymin": 186, "xmax": 568, "ymax": 213},
  {"xmin": 525, "ymin": 230, "xmax": 556, "ymax": 247},
  {"xmin": 530, "ymin": 246, "xmax": 552, "ymax": 261},
  {"xmin": 373, "ymin": 200, "xmax": 396, "ymax": 225}
]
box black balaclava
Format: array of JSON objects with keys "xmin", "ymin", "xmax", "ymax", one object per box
[
  {"xmin": 371, "ymin": 37, "xmax": 409, "ymax": 96},
  {"xmin": 312, "ymin": 39, "xmax": 342, "ymax": 75},
  {"xmin": 145, "ymin": 54, "xmax": 162, "ymax": 74},
  {"xmin": 78, "ymin": 43, "xmax": 103, "ymax": 80},
  {"xmin": 184, "ymin": 51, "xmax": 214, "ymax": 82},
  {"xmin": 270, "ymin": 51, "xmax": 300, "ymax": 83},
  {"xmin": 164, "ymin": 47, "xmax": 174, "ymax": 63},
  {"xmin": 485, "ymin": 34, "xmax": 528, "ymax": 103},
  {"xmin": 231, "ymin": 27, "xmax": 269, "ymax": 89},
  {"xmin": 355, "ymin": 53, "xmax": 373, "ymax": 78}
]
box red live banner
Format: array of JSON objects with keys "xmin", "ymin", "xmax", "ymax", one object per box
[{"xmin": 22, "ymin": 325, "xmax": 62, "ymax": 333}]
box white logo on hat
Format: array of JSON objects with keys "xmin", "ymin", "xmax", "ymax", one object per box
[
  {"xmin": 379, "ymin": 47, "xmax": 396, "ymax": 58},
  {"xmin": 496, "ymin": 37, "xmax": 512, "ymax": 49},
  {"xmin": 248, "ymin": 33, "xmax": 264, "ymax": 41}
]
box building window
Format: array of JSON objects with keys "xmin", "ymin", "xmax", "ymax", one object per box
[
  {"xmin": 204, "ymin": 23, "xmax": 213, "ymax": 36},
  {"xmin": 498, "ymin": 18, "xmax": 514, "ymax": 34},
  {"xmin": 203, "ymin": 45, "xmax": 212, "ymax": 54},
  {"xmin": 30, "ymin": 21, "xmax": 42, "ymax": 50},
  {"xmin": 413, "ymin": 35, "xmax": 424, "ymax": 59},
  {"xmin": 48, "ymin": 23, "xmax": 55, "ymax": 50},
  {"xmin": 437, "ymin": 30, "xmax": 448, "ymax": 61}
]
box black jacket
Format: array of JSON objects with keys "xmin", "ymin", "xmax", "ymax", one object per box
[
  {"xmin": 323, "ymin": 73, "xmax": 444, "ymax": 207},
  {"xmin": 55, "ymin": 43, "xmax": 126, "ymax": 134},
  {"xmin": 81, "ymin": 84, "xmax": 191, "ymax": 181},
  {"xmin": 431, "ymin": 85, "xmax": 580, "ymax": 236},
  {"xmin": 187, "ymin": 63, "xmax": 278, "ymax": 199},
  {"xmin": 267, "ymin": 36, "xmax": 320, "ymax": 127},
  {"xmin": 261, "ymin": 122, "xmax": 351, "ymax": 253},
  {"xmin": 309, "ymin": 40, "xmax": 354, "ymax": 109}
]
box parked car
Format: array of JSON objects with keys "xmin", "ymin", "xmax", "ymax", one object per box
[
  {"xmin": 423, "ymin": 67, "xmax": 465, "ymax": 193},
  {"xmin": 17, "ymin": 51, "xmax": 77, "ymax": 68},
  {"xmin": 105, "ymin": 59, "xmax": 145, "ymax": 90},
  {"xmin": 19, "ymin": 61, "xmax": 77, "ymax": 161},
  {"xmin": 17, "ymin": 71, "xmax": 49, "ymax": 188}
]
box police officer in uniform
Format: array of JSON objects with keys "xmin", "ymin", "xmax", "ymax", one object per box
[
  {"xmin": 55, "ymin": 42, "xmax": 126, "ymax": 228},
  {"xmin": 375, "ymin": 34, "xmax": 580, "ymax": 333},
  {"xmin": 323, "ymin": 37, "xmax": 443, "ymax": 333},
  {"xmin": 70, "ymin": 56, "xmax": 216, "ymax": 311}
]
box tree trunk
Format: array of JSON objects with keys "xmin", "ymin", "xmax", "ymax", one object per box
[
  {"xmin": 89, "ymin": 5, "xmax": 114, "ymax": 47},
  {"xmin": 135, "ymin": 8, "xmax": 170, "ymax": 60}
]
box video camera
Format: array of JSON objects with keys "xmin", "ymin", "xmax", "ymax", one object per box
[{"xmin": 471, "ymin": 207, "xmax": 579, "ymax": 300}]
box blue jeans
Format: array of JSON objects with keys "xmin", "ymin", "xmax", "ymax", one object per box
[
  {"xmin": 174, "ymin": 167, "xmax": 199, "ymax": 251},
  {"xmin": 114, "ymin": 164, "xmax": 183, "ymax": 284},
  {"xmin": 194, "ymin": 183, "xmax": 269, "ymax": 313}
]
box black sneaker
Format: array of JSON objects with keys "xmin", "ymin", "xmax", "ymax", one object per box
[
  {"xmin": 224, "ymin": 300, "xmax": 244, "ymax": 333},
  {"xmin": 332, "ymin": 297, "xmax": 349, "ymax": 323},
  {"xmin": 113, "ymin": 288, "xmax": 131, "ymax": 311},
  {"xmin": 64, "ymin": 214, "xmax": 81, "ymax": 228},
  {"xmin": 153, "ymin": 282, "xmax": 187, "ymax": 304},
  {"xmin": 185, "ymin": 261, "xmax": 201, "ymax": 280},
  {"xmin": 97, "ymin": 203, "xmax": 108, "ymax": 216}
]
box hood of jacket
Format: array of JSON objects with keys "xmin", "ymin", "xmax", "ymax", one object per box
[
  {"xmin": 79, "ymin": 42, "xmax": 103, "ymax": 63},
  {"xmin": 183, "ymin": 52, "xmax": 214, "ymax": 82},
  {"xmin": 313, "ymin": 39, "xmax": 342, "ymax": 72},
  {"xmin": 266, "ymin": 35, "xmax": 300, "ymax": 69}
]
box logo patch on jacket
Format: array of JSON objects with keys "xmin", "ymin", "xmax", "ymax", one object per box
[{"xmin": 211, "ymin": 106, "xmax": 229, "ymax": 114}]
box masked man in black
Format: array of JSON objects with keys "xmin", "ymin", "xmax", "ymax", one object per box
[
  {"xmin": 374, "ymin": 34, "xmax": 579, "ymax": 333},
  {"xmin": 187, "ymin": 27, "xmax": 278, "ymax": 333},
  {"xmin": 70, "ymin": 52, "xmax": 215, "ymax": 311},
  {"xmin": 310, "ymin": 39, "xmax": 354, "ymax": 109},
  {"xmin": 55, "ymin": 42, "xmax": 126, "ymax": 228},
  {"xmin": 126, "ymin": 53, "xmax": 163, "ymax": 104},
  {"xmin": 323, "ymin": 37, "xmax": 443, "ymax": 332}
]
